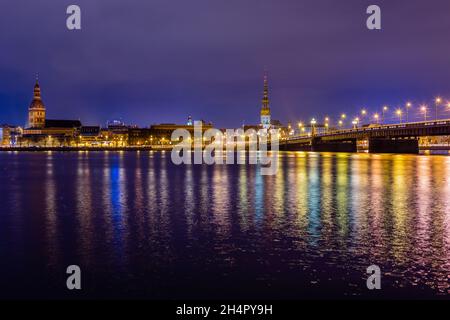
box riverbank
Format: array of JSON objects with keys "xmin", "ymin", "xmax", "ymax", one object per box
[
  {"xmin": 0, "ymin": 146, "xmax": 173, "ymax": 152},
  {"xmin": 1, "ymin": 145, "xmax": 450, "ymax": 153}
]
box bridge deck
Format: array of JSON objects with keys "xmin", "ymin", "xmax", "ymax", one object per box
[{"xmin": 286, "ymin": 119, "xmax": 450, "ymax": 143}]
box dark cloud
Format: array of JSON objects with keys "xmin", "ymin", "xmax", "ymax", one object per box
[{"xmin": 1, "ymin": 0, "xmax": 450, "ymax": 127}]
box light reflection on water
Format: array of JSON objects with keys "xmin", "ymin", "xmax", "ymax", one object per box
[{"xmin": 0, "ymin": 151, "xmax": 449, "ymax": 298}]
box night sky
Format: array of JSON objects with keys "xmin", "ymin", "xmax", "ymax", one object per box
[{"xmin": 1, "ymin": 0, "xmax": 450, "ymax": 128}]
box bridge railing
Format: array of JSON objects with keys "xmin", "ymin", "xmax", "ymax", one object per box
[{"xmin": 287, "ymin": 118, "xmax": 450, "ymax": 141}]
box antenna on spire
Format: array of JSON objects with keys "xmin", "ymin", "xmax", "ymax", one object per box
[{"xmin": 35, "ymin": 73, "xmax": 39, "ymax": 84}]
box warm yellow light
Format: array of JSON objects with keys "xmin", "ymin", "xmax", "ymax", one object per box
[
  {"xmin": 361, "ymin": 109, "xmax": 367, "ymax": 115},
  {"xmin": 436, "ymin": 97, "xmax": 442, "ymax": 104},
  {"xmin": 338, "ymin": 120, "xmax": 343, "ymax": 125},
  {"xmin": 421, "ymin": 105, "xmax": 427, "ymax": 112},
  {"xmin": 341, "ymin": 114, "xmax": 346, "ymax": 119},
  {"xmin": 406, "ymin": 102, "xmax": 412, "ymax": 107},
  {"xmin": 396, "ymin": 109, "xmax": 402, "ymax": 115},
  {"xmin": 374, "ymin": 113, "xmax": 379, "ymax": 119},
  {"xmin": 325, "ymin": 117, "xmax": 329, "ymax": 122},
  {"xmin": 383, "ymin": 106, "xmax": 388, "ymax": 111}
]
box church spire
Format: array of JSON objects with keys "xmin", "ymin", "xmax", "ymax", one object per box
[
  {"xmin": 262, "ymin": 69, "xmax": 269, "ymax": 110},
  {"xmin": 33, "ymin": 77, "xmax": 41, "ymax": 100},
  {"xmin": 28, "ymin": 77, "xmax": 46, "ymax": 128},
  {"xmin": 260, "ymin": 69, "xmax": 271, "ymax": 129}
]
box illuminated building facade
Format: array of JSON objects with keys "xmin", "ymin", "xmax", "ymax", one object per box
[
  {"xmin": 21, "ymin": 81, "xmax": 83, "ymax": 146},
  {"xmin": 147, "ymin": 121, "xmax": 213, "ymax": 145},
  {"xmin": 3, "ymin": 79, "xmax": 216, "ymax": 148},
  {"xmin": 0, "ymin": 125, "xmax": 22, "ymax": 146}
]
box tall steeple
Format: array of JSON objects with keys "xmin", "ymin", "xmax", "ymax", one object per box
[
  {"xmin": 28, "ymin": 77, "xmax": 46, "ymax": 129},
  {"xmin": 262, "ymin": 70, "xmax": 269, "ymax": 110},
  {"xmin": 33, "ymin": 76, "xmax": 42, "ymax": 100},
  {"xmin": 260, "ymin": 69, "xmax": 271, "ymax": 129}
]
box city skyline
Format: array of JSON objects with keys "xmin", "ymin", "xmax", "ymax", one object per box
[
  {"xmin": 1, "ymin": 1, "xmax": 450, "ymax": 127},
  {"xmin": 3, "ymin": 73, "xmax": 450, "ymax": 130},
  {"xmin": 1, "ymin": 1, "xmax": 450, "ymax": 303}
]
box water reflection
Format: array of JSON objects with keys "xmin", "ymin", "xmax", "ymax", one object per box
[
  {"xmin": 0, "ymin": 151, "xmax": 449, "ymax": 298},
  {"xmin": 45, "ymin": 152, "xmax": 58, "ymax": 267}
]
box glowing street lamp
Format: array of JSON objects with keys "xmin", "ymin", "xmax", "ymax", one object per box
[
  {"xmin": 324, "ymin": 117, "xmax": 329, "ymax": 132},
  {"xmin": 352, "ymin": 119, "xmax": 358, "ymax": 129},
  {"xmin": 373, "ymin": 113, "xmax": 380, "ymax": 124},
  {"xmin": 298, "ymin": 122, "xmax": 304, "ymax": 135},
  {"xmin": 338, "ymin": 120, "xmax": 343, "ymax": 128},
  {"xmin": 360, "ymin": 109, "xmax": 367, "ymax": 125},
  {"xmin": 435, "ymin": 97, "xmax": 442, "ymax": 120},
  {"xmin": 382, "ymin": 106, "xmax": 388, "ymax": 124},
  {"xmin": 405, "ymin": 102, "xmax": 412, "ymax": 123},
  {"xmin": 311, "ymin": 118, "xmax": 317, "ymax": 135},
  {"xmin": 421, "ymin": 105, "xmax": 428, "ymax": 121},
  {"xmin": 341, "ymin": 113, "xmax": 346, "ymax": 120},
  {"xmin": 396, "ymin": 109, "xmax": 403, "ymax": 123}
]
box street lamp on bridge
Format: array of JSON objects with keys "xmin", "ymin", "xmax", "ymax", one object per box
[
  {"xmin": 382, "ymin": 106, "xmax": 388, "ymax": 124},
  {"xmin": 360, "ymin": 109, "xmax": 367, "ymax": 125},
  {"xmin": 311, "ymin": 118, "xmax": 317, "ymax": 135},
  {"xmin": 421, "ymin": 105, "xmax": 428, "ymax": 121},
  {"xmin": 406, "ymin": 102, "xmax": 412, "ymax": 123},
  {"xmin": 373, "ymin": 113, "xmax": 380, "ymax": 124},
  {"xmin": 396, "ymin": 109, "xmax": 403, "ymax": 123},
  {"xmin": 435, "ymin": 97, "xmax": 442, "ymax": 120}
]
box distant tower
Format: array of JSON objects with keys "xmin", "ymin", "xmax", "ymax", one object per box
[
  {"xmin": 28, "ymin": 77, "xmax": 46, "ymax": 128},
  {"xmin": 187, "ymin": 115, "xmax": 193, "ymax": 126},
  {"xmin": 260, "ymin": 70, "xmax": 271, "ymax": 129}
]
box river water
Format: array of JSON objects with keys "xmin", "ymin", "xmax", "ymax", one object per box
[{"xmin": 0, "ymin": 151, "xmax": 449, "ymax": 299}]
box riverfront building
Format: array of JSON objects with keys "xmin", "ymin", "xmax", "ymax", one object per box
[{"xmin": 21, "ymin": 80, "xmax": 83, "ymax": 146}]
